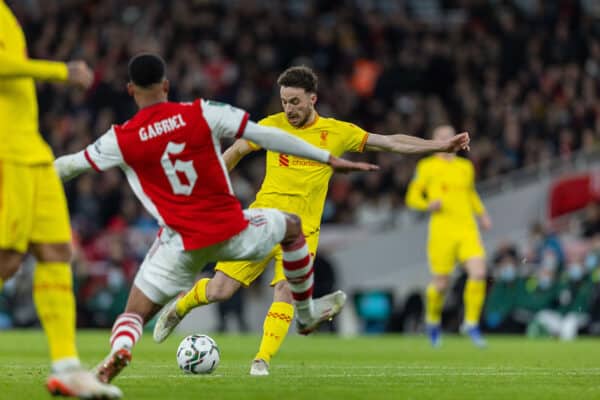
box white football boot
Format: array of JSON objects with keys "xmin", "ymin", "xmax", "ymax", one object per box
[
  {"xmin": 249, "ymin": 359, "xmax": 270, "ymax": 376},
  {"xmin": 296, "ymin": 290, "xmax": 347, "ymax": 335},
  {"xmin": 46, "ymin": 368, "xmax": 122, "ymax": 399},
  {"xmin": 153, "ymin": 296, "xmax": 183, "ymax": 343}
]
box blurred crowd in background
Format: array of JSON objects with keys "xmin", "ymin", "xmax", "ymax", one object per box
[
  {"xmin": 4, "ymin": 0, "xmax": 600, "ymax": 331},
  {"xmin": 480, "ymin": 203, "xmax": 600, "ymax": 340}
]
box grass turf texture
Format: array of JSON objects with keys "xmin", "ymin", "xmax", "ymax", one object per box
[{"xmin": 1, "ymin": 330, "xmax": 600, "ymax": 399}]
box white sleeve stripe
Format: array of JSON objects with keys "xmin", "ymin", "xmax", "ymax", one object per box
[{"xmin": 235, "ymin": 112, "xmax": 250, "ymax": 138}]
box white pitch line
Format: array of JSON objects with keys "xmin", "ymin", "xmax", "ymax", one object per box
[{"xmin": 116, "ymin": 370, "xmax": 600, "ymax": 380}]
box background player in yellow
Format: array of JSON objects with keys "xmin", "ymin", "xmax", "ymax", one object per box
[
  {"xmin": 153, "ymin": 66, "xmax": 470, "ymax": 375},
  {"xmin": 0, "ymin": 1, "xmax": 121, "ymax": 398},
  {"xmin": 405, "ymin": 125, "xmax": 492, "ymax": 348}
]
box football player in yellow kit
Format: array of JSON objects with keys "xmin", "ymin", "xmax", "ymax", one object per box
[
  {"xmin": 0, "ymin": 1, "xmax": 121, "ymax": 398},
  {"xmin": 153, "ymin": 66, "xmax": 470, "ymax": 375},
  {"xmin": 406, "ymin": 125, "xmax": 492, "ymax": 348}
]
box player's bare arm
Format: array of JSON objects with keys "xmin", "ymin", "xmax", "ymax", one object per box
[
  {"xmin": 66, "ymin": 61, "xmax": 94, "ymax": 88},
  {"xmin": 364, "ymin": 132, "xmax": 470, "ymax": 154},
  {"xmin": 478, "ymin": 212, "xmax": 493, "ymax": 231},
  {"xmin": 222, "ymin": 139, "xmax": 254, "ymax": 171}
]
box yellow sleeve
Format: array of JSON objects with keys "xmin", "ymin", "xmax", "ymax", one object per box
[
  {"xmin": 342, "ymin": 121, "xmax": 369, "ymax": 152},
  {"xmin": 468, "ymin": 163, "xmax": 485, "ymax": 215},
  {"xmin": 405, "ymin": 161, "xmax": 430, "ymax": 211},
  {"xmin": 0, "ymin": 53, "xmax": 68, "ymax": 81}
]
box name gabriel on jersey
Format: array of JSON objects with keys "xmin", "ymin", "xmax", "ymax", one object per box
[{"xmin": 139, "ymin": 114, "xmax": 187, "ymax": 142}]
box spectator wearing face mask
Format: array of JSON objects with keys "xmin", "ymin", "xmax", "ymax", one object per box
[
  {"xmin": 528, "ymin": 260, "xmax": 594, "ymax": 340},
  {"xmin": 483, "ymin": 253, "xmax": 526, "ymax": 333}
]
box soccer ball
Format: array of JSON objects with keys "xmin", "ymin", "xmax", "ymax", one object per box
[{"xmin": 176, "ymin": 334, "xmax": 220, "ymax": 374}]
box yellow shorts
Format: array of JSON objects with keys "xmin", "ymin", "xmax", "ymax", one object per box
[
  {"xmin": 0, "ymin": 161, "xmax": 71, "ymax": 253},
  {"xmin": 215, "ymin": 231, "xmax": 320, "ymax": 287},
  {"xmin": 427, "ymin": 227, "xmax": 485, "ymax": 276}
]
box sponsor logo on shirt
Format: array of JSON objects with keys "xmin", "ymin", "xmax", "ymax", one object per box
[
  {"xmin": 278, "ymin": 153, "xmax": 323, "ymax": 168},
  {"xmin": 279, "ymin": 154, "xmax": 289, "ymax": 167}
]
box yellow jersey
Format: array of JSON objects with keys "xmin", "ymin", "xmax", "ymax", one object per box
[
  {"xmin": 405, "ymin": 155, "xmax": 485, "ymax": 230},
  {"xmin": 248, "ymin": 112, "xmax": 369, "ymax": 235},
  {"xmin": 0, "ymin": 1, "xmax": 69, "ymax": 164}
]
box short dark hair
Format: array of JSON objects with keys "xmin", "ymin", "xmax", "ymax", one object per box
[
  {"xmin": 277, "ymin": 66, "xmax": 318, "ymax": 93},
  {"xmin": 128, "ymin": 53, "xmax": 166, "ymax": 87}
]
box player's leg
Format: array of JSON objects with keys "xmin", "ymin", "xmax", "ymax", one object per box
[
  {"xmin": 460, "ymin": 231, "xmax": 487, "ymax": 347},
  {"xmin": 425, "ymin": 232, "xmax": 455, "ymax": 347},
  {"xmin": 95, "ymin": 285, "xmax": 163, "ymax": 383},
  {"xmin": 276, "ymin": 215, "xmax": 346, "ymax": 334},
  {"xmin": 175, "ymin": 259, "xmax": 261, "ymax": 318},
  {"xmin": 30, "ymin": 243, "xmax": 79, "ymax": 370},
  {"xmin": 426, "ymin": 274, "xmax": 450, "ymax": 346},
  {"xmin": 0, "ymin": 160, "xmax": 34, "ymax": 289},
  {"xmin": 253, "ymin": 230, "xmax": 322, "ymax": 374},
  {"xmin": 29, "ymin": 164, "xmax": 121, "ymax": 398},
  {"xmin": 98, "ymin": 232, "xmax": 200, "ymax": 383},
  {"xmin": 153, "ymin": 259, "xmax": 265, "ymax": 343},
  {"xmin": 251, "ymin": 249, "xmax": 294, "ymax": 376},
  {"xmin": 278, "ymin": 212, "xmax": 319, "ymax": 324}
]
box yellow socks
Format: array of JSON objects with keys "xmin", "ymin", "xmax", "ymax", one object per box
[
  {"xmin": 33, "ymin": 262, "xmax": 78, "ymax": 363},
  {"xmin": 425, "ymin": 283, "xmax": 445, "ymax": 325},
  {"xmin": 176, "ymin": 278, "xmax": 210, "ymax": 317},
  {"xmin": 255, "ymin": 302, "xmax": 294, "ymax": 364},
  {"xmin": 0, "ymin": 277, "xmax": 3, "ymax": 292},
  {"xmin": 463, "ymin": 279, "xmax": 486, "ymax": 326}
]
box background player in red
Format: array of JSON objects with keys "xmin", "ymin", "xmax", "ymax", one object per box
[{"xmin": 54, "ymin": 54, "xmax": 378, "ymax": 386}]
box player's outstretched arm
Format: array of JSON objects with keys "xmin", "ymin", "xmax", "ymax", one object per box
[
  {"xmin": 364, "ymin": 132, "xmax": 470, "ymax": 154},
  {"xmin": 55, "ymin": 128, "xmax": 123, "ymax": 181},
  {"xmin": 242, "ymin": 121, "xmax": 378, "ymax": 172},
  {"xmin": 222, "ymin": 139, "xmax": 254, "ymax": 171},
  {"xmin": 0, "ymin": 53, "xmax": 93, "ymax": 88},
  {"xmin": 54, "ymin": 151, "xmax": 94, "ymax": 181}
]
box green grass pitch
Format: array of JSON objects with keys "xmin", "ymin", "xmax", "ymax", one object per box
[{"xmin": 2, "ymin": 330, "xmax": 600, "ymax": 399}]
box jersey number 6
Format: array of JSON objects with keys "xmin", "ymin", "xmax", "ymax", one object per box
[{"xmin": 161, "ymin": 141, "xmax": 198, "ymax": 195}]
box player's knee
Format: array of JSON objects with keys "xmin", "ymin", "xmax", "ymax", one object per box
[
  {"xmin": 469, "ymin": 268, "xmax": 486, "ymax": 281},
  {"xmin": 282, "ymin": 213, "xmax": 302, "ymax": 244},
  {"xmin": 466, "ymin": 258, "xmax": 487, "ymax": 280},
  {"xmin": 0, "ymin": 250, "xmax": 24, "ymax": 280},
  {"xmin": 273, "ymin": 280, "xmax": 292, "ymax": 303},
  {"xmin": 30, "ymin": 242, "xmax": 72, "ymax": 263},
  {"xmin": 433, "ymin": 276, "xmax": 450, "ymax": 292}
]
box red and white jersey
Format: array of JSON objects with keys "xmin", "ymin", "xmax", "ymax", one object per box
[{"xmin": 84, "ymin": 99, "xmax": 250, "ymax": 251}]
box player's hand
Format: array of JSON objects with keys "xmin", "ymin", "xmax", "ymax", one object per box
[
  {"xmin": 428, "ymin": 200, "xmax": 442, "ymax": 212},
  {"xmin": 66, "ymin": 61, "xmax": 94, "ymax": 89},
  {"xmin": 442, "ymin": 132, "xmax": 470, "ymax": 153},
  {"xmin": 479, "ymin": 213, "xmax": 493, "ymax": 231},
  {"xmin": 328, "ymin": 156, "xmax": 379, "ymax": 173}
]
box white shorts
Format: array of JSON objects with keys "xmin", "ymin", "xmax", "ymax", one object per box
[{"xmin": 133, "ymin": 208, "xmax": 287, "ymax": 305}]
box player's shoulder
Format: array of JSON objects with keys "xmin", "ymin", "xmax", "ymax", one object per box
[
  {"xmin": 455, "ymin": 156, "xmax": 475, "ymax": 168},
  {"xmin": 320, "ymin": 116, "xmax": 364, "ymax": 132},
  {"xmin": 417, "ymin": 155, "xmax": 437, "ymax": 168},
  {"xmin": 258, "ymin": 112, "xmax": 286, "ymax": 127}
]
